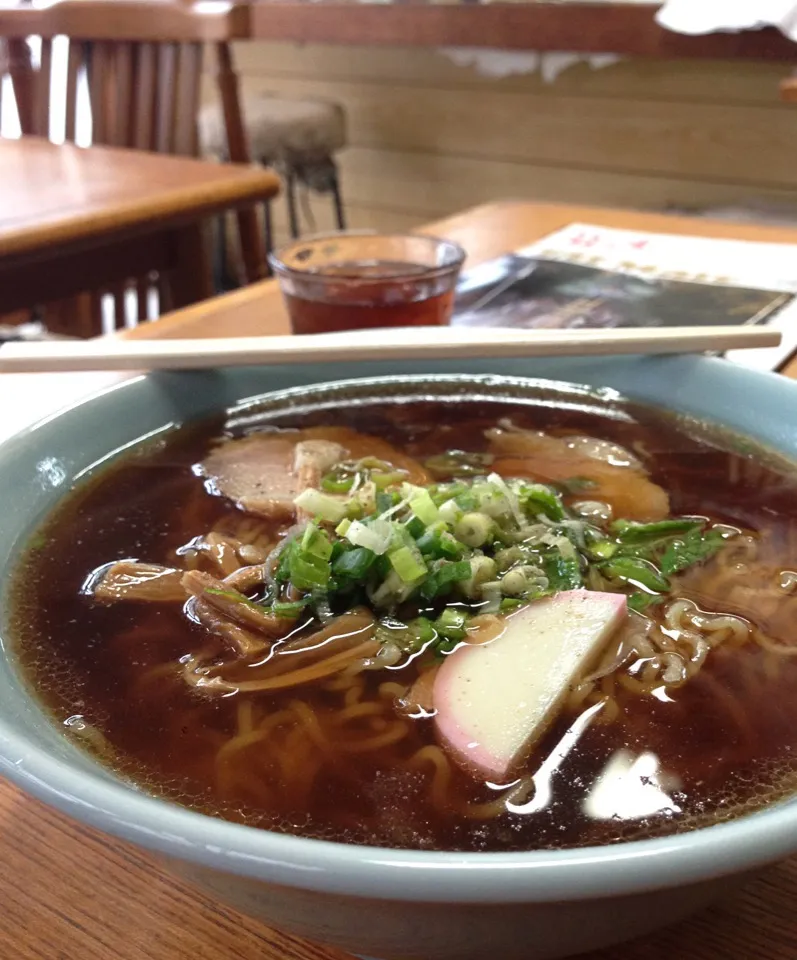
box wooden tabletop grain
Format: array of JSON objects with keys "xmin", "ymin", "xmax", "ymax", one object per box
[
  {"xmin": 0, "ymin": 137, "xmax": 280, "ymax": 256},
  {"xmin": 6, "ymin": 200, "xmax": 797, "ymax": 960}
]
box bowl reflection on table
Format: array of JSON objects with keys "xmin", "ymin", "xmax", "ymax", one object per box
[{"xmin": 0, "ymin": 357, "xmax": 796, "ymax": 960}]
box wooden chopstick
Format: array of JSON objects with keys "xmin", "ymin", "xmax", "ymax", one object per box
[{"xmin": 0, "ymin": 325, "xmax": 781, "ymax": 375}]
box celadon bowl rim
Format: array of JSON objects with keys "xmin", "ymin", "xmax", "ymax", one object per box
[{"xmin": 1, "ymin": 355, "xmax": 797, "ymax": 907}]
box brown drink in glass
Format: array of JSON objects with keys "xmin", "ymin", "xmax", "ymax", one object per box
[{"xmin": 269, "ymin": 232, "xmax": 466, "ymax": 334}]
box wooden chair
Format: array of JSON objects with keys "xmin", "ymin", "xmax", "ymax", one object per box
[{"xmin": 0, "ymin": 0, "xmax": 266, "ymax": 333}]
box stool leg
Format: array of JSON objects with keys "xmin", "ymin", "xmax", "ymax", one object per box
[
  {"xmin": 263, "ymin": 199, "xmax": 274, "ymax": 270},
  {"xmin": 286, "ymin": 169, "xmax": 300, "ymax": 239},
  {"xmin": 330, "ymin": 164, "xmax": 346, "ymax": 231}
]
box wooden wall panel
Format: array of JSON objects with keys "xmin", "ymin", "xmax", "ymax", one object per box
[
  {"xmin": 237, "ymin": 74, "xmax": 797, "ymax": 188},
  {"xmin": 206, "ymin": 43, "xmax": 797, "ymax": 239},
  {"xmin": 231, "ymin": 42, "xmax": 792, "ymax": 106},
  {"xmin": 334, "ymin": 146, "xmax": 797, "ymax": 216}
]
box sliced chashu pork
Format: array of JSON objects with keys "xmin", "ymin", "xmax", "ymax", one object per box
[
  {"xmin": 200, "ymin": 434, "xmax": 344, "ymax": 521},
  {"xmin": 487, "ymin": 425, "xmax": 669, "ymax": 522},
  {"xmin": 199, "ymin": 427, "xmax": 429, "ymax": 521}
]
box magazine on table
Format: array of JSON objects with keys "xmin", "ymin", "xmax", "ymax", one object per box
[{"xmin": 451, "ymin": 222, "xmax": 797, "ymax": 372}]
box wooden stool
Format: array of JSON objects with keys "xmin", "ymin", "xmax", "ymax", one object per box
[{"xmin": 200, "ymin": 93, "xmax": 347, "ymax": 254}]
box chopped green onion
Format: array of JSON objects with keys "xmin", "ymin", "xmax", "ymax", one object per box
[
  {"xmin": 369, "ymin": 568, "xmax": 417, "ymax": 607},
  {"xmin": 434, "ymin": 607, "xmax": 470, "ymax": 641},
  {"xmin": 420, "ymin": 560, "xmax": 472, "ymax": 600},
  {"xmin": 459, "ymin": 555, "xmax": 498, "ymax": 599},
  {"xmin": 429, "ymin": 481, "xmax": 469, "ymax": 506},
  {"xmin": 486, "ymin": 473, "xmax": 526, "ymax": 529},
  {"xmin": 416, "ymin": 525, "xmax": 464, "ymax": 560},
  {"xmin": 344, "ymin": 518, "xmax": 393, "ymax": 555},
  {"xmin": 332, "ymin": 546, "xmax": 377, "ymax": 579},
  {"xmin": 500, "ymin": 563, "xmax": 548, "ymax": 597},
  {"xmin": 601, "ymin": 557, "xmax": 669, "ymax": 594},
  {"xmin": 389, "ymin": 546, "xmax": 428, "ymax": 584},
  {"xmin": 311, "ymin": 588, "xmax": 334, "ymax": 623},
  {"xmin": 321, "ymin": 474, "xmax": 355, "ymax": 494},
  {"xmin": 373, "ymin": 616, "xmax": 437, "ymax": 652},
  {"xmin": 375, "ymin": 616, "xmax": 408, "ymax": 646},
  {"xmin": 271, "ymin": 599, "xmax": 310, "ymax": 616},
  {"xmin": 274, "ymin": 538, "xmax": 298, "ymax": 583},
  {"xmin": 551, "ymin": 534, "xmax": 578, "ymax": 560},
  {"xmin": 376, "ymin": 491, "xmax": 399, "ymax": 514},
  {"xmin": 404, "ymin": 515, "xmax": 425, "ymax": 539},
  {"xmin": 390, "ymin": 520, "xmax": 419, "ymax": 551},
  {"xmin": 543, "ymin": 552, "xmax": 583, "ymax": 592},
  {"xmin": 628, "ymin": 592, "xmax": 664, "ymax": 613},
  {"xmin": 345, "ymin": 500, "xmax": 365, "ymax": 520},
  {"xmin": 373, "ymin": 471, "xmax": 407, "ymax": 490},
  {"xmin": 519, "ymin": 484, "xmax": 566, "ymax": 522},
  {"xmin": 408, "ymin": 616, "xmax": 436, "ymax": 647},
  {"xmin": 293, "ymin": 488, "xmax": 347, "ymax": 524},
  {"xmin": 454, "ymin": 511, "xmax": 494, "ymax": 548},
  {"xmin": 424, "ymin": 450, "xmax": 494, "ymax": 479},
  {"xmin": 612, "ymin": 518, "xmax": 702, "ymax": 543},
  {"xmin": 480, "ymin": 580, "xmax": 503, "ymax": 614},
  {"xmin": 335, "ymin": 517, "xmax": 352, "ymax": 537},
  {"xmin": 204, "ymin": 587, "xmax": 259, "ymax": 607},
  {"xmin": 494, "ymin": 545, "xmax": 524, "ymax": 572},
  {"xmin": 409, "ymin": 489, "xmax": 439, "ymax": 526},
  {"xmin": 279, "ymin": 467, "xmax": 732, "ymax": 619},
  {"xmin": 419, "ymin": 578, "xmax": 439, "ymax": 601},
  {"xmin": 439, "ymin": 532, "xmax": 464, "ymax": 559},
  {"xmin": 660, "ymin": 527, "xmax": 727, "ymax": 575},
  {"xmin": 330, "ymin": 540, "xmax": 346, "ymax": 562},
  {"xmin": 288, "ymin": 552, "xmax": 331, "ymax": 591},
  {"xmin": 438, "ymin": 498, "xmax": 461, "ymax": 525},
  {"xmin": 301, "ymin": 523, "xmax": 333, "ymax": 560},
  {"xmin": 584, "ymin": 538, "xmax": 618, "ymax": 561},
  {"xmin": 437, "ymin": 559, "xmax": 473, "ymax": 586},
  {"xmin": 456, "ymin": 491, "xmax": 482, "ymax": 513},
  {"xmin": 500, "ymin": 597, "xmax": 523, "ymax": 612},
  {"xmin": 350, "ymin": 480, "xmax": 376, "ymax": 517}
]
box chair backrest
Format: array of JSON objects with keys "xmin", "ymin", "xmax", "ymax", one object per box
[
  {"xmin": 0, "ymin": 1, "xmax": 251, "ymax": 148},
  {"xmin": 20, "ymin": 37, "xmax": 204, "ymax": 154},
  {"xmin": 0, "ymin": 1, "xmax": 265, "ymax": 334}
]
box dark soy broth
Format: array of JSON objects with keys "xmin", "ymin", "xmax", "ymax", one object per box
[
  {"xmin": 285, "ymin": 260, "xmax": 454, "ymax": 333},
  {"xmin": 11, "ymin": 394, "xmax": 797, "ymax": 852}
]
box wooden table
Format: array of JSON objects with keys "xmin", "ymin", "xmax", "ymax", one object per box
[
  {"xmin": 127, "ymin": 199, "xmax": 797, "ymax": 383},
  {"xmin": 4, "ymin": 200, "xmax": 797, "ymax": 960},
  {"xmin": 0, "ymin": 137, "xmax": 280, "ymax": 334}
]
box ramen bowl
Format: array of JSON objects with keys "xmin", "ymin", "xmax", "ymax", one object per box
[{"xmin": 1, "ymin": 355, "xmax": 796, "ymax": 960}]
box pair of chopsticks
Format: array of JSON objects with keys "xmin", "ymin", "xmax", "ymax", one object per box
[{"xmin": 0, "ymin": 325, "xmax": 780, "ymax": 374}]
